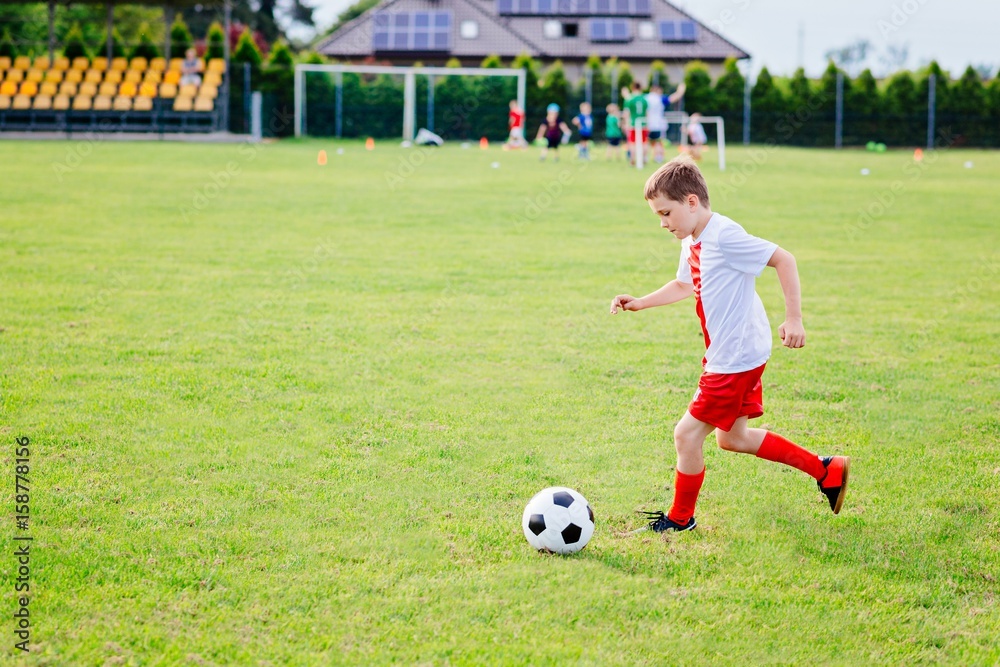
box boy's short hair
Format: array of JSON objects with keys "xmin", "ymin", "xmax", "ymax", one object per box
[{"xmin": 643, "ymin": 155, "xmax": 710, "ymax": 206}]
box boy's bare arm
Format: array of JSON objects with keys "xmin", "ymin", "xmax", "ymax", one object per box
[
  {"xmin": 767, "ymin": 247, "xmax": 805, "ymax": 348},
  {"xmin": 610, "ymin": 280, "xmax": 693, "ymax": 314}
]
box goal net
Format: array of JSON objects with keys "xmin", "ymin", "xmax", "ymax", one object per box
[{"xmin": 295, "ymin": 65, "xmax": 526, "ymax": 143}]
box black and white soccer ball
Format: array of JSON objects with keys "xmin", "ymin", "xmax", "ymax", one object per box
[{"xmin": 521, "ymin": 487, "xmax": 595, "ymax": 554}]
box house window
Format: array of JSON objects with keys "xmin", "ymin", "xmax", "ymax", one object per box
[
  {"xmin": 460, "ymin": 20, "xmax": 479, "ymax": 38},
  {"xmin": 638, "ymin": 20, "xmax": 655, "ymax": 39},
  {"xmin": 543, "ymin": 20, "xmax": 562, "ymax": 38},
  {"xmin": 562, "ymin": 22, "xmax": 579, "ymax": 37}
]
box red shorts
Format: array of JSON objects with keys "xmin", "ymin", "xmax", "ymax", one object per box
[
  {"xmin": 689, "ymin": 363, "xmax": 766, "ymax": 432},
  {"xmin": 627, "ymin": 128, "xmax": 649, "ymax": 143}
]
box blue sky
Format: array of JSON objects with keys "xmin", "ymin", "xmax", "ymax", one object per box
[{"xmin": 308, "ymin": 0, "xmax": 997, "ymax": 78}]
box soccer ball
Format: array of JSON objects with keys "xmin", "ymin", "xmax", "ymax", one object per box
[{"xmin": 521, "ymin": 487, "xmax": 595, "ymax": 554}]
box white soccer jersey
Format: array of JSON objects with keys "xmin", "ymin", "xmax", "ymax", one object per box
[
  {"xmin": 676, "ymin": 213, "xmax": 778, "ymax": 374},
  {"xmin": 645, "ymin": 92, "xmax": 666, "ymax": 131}
]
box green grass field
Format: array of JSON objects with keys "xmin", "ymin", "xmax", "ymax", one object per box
[{"xmin": 1, "ymin": 138, "xmax": 998, "ymax": 665}]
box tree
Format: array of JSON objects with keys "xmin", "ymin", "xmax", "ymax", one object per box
[
  {"xmin": 512, "ymin": 52, "xmax": 542, "ymax": 121},
  {"xmin": 540, "ymin": 60, "xmax": 570, "ymax": 112},
  {"xmin": 323, "ymin": 0, "xmax": 379, "ymax": 36},
  {"xmin": 0, "ymin": 28, "xmax": 16, "ymax": 60},
  {"xmin": 170, "ymin": 15, "xmax": 193, "ymax": 57},
  {"xmin": 786, "ymin": 67, "xmax": 814, "ymax": 111},
  {"xmin": 883, "ymin": 70, "xmax": 918, "ymax": 144},
  {"xmin": 205, "ymin": 22, "xmax": 226, "ymax": 61},
  {"xmin": 682, "ymin": 60, "xmax": 713, "ymax": 113},
  {"xmin": 713, "ymin": 57, "xmax": 744, "ymax": 114},
  {"xmin": 62, "ymin": 23, "xmax": 88, "ymax": 61},
  {"xmin": 848, "ymin": 68, "xmax": 882, "ymax": 144},
  {"xmin": 749, "ymin": 67, "xmax": 784, "ymax": 141},
  {"xmin": 949, "ymin": 65, "xmax": 987, "ymax": 144},
  {"xmin": 129, "ymin": 23, "xmax": 160, "ymax": 61}
]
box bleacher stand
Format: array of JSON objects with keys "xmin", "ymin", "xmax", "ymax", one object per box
[{"xmin": 0, "ymin": 54, "xmax": 225, "ymax": 133}]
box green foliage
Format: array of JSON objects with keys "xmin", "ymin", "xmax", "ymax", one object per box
[
  {"xmin": 480, "ymin": 54, "xmax": 503, "ymax": 69},
  {"xmin": 615, "ymin": 60, "xmax": 633, "ymax": 96},
  {"xmin": 682, "ymin": 60, "xmax": 713, "ymax": 112},
  {"xmin": 232, "ymin": 28, "xmax": 263, "ymax": 69},
  {"xmin": 786, "ymin": 67, "xmax": 814, "ymax": 111},
  {"xmin": 950, "ymin": 65, "xmax": 984, "ymax": 115},
  {"xmin": 206, "ymin": 22, "xmax": 226, "ymax": 61},
  {"xmin": 0, "ymin": 28, "xmax": 16, "ymax": 60},
  {"xmin": 713, "ymin": 57, "xmax": 744, "ymax": 114},
  {"xmin": 170, "ymin": 15, "xmax": 194, "ymax": 57},
  {"xmin": 916, "ymin": 61, "xmax": 949, "ymax": 114},
  {"xmin": 62, "ymin": 23, "xmax": 88, "ymax": 61},
  {"xmin": 129, "ymin": 23, "xmax": 161, "ymax": 61},
  {"xmin": 649, "ymin": 59, "xmax": 667, "ymax": 88},
  {"xmin": 540, "ymin": 60, "xmax": 570, "ymax": 112},
  {"xmin": 512, "ymin": 52, "xmax": 543, "ymax": 121}
]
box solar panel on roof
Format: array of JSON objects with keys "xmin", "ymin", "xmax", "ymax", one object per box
[
  {"xmin": 590, "ymin": 18, "xmax": 630, "ymax": 41},
  {"xmin": 595, "ymin": 0, "xmax": 611, "ymax": 13},
  {"xmin": 613, "ymin": 0, "xmax": 628, "ymax": 15},
  {"xmin": 575, "ymin": 0, "xmax": 593, "ymax": 15},
  {"xmin": 372, "ymin": 10, "xmax": 453, "ymax": 51},
  {"xmin": 634, "ymin": 0, "xmax": 650, "ymax": 15},
  {"xmin": 659, "ymin": 19, "xmax": 697, "ymax": 42},
  {"xmin": 497, "ymin": 0, "xmax": 514, "ymax": 13}
]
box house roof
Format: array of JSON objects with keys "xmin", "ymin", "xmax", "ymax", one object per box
[{"xmin": 316, "ymin": 0, "xmax": 749, "ymax": 63}]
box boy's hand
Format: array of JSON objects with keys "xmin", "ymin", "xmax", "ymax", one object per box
[
  {"xmin": 610, "ymin": 294, "xmax": 642, "ymax": 314},
  {"xmin": 779, "ymin": 319, "xmax": 806, "ymax": 348}
]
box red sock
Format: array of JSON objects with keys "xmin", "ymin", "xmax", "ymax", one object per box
[
  {"xmin": 667, "ymin": 468, "xmax": 705, "ymax": 525},
  {"xmin": 756, "ymin": 432, "xmax": 825, "ymax": 480}
]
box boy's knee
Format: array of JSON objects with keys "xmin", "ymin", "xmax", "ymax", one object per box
[
  {"xmin": 673, "ymin": 422, "xmax": 701, "ymax": 452},
  {"xmin": 716, "ymin": 430, "xmax": 738, "ymax": 451}
]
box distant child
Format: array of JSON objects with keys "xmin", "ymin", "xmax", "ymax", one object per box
[
  {"xmin": 610, "ymin": 156, "xmax": 850, "ymax": 533},
  {"xmin": 646, "ymin": 82, "xmax": 686, "ymax": 163},
  {"xmin": 536, "ymin": 103, "xmax": 571, "ymax": 161},
  {"xmin": 572, "ymin": 101, "xmax": 594, "ymax": 160},
  {"xmin": 506, "ymin": 99, "xmax": 527, "ymax": 149},
  {"xmin": 623, "ymin": 81, "xmax": 649, "ymax": 166},
  {"xmin": 684, "ymin": 112, "xmax": 708, "ymax": 161},
  {"xmin": 605, "ymin": 103, "xmax": 623, "ymax": 160}
]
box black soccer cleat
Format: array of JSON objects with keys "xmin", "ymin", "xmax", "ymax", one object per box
[
  {"xmin": 817, "ymin": 455, "xmax": 850, "ymax": 514},
  {"xmin": 642, "ymin": 511, "xmax": 697, "ymax": 533}
]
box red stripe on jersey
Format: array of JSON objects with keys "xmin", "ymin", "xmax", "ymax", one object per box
[{"xmin": 688, "ymin": 242, "xmax": 711, "ymax": 356}]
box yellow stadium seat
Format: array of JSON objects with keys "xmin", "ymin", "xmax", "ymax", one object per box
[
  {"xmin": 112, "ymin": 95, "xmax": 131, "ymax": 111},
  {"xmin": 98, "ymin": 82, "xmax": 118, "ymax": 96},
  {"xmin": 164, "ymin": 70, "xmax": 181, "ymax": 85},
  {"xmin": 159, "ymin": 82, "xmax": 177, "ymax": 98},
  {"xmin": 110, "ymin": 57, "xmax": 128, "ymax": 71},
  {"xmin": 19, "ymin": 81, "xmax": 38, "ymax": 96},
  {"xmin": 78, "ymin": 82, "xmax": 97, "ymax": 97},
  {"xmin": 0, "ymin": 94, "xmax": 10, "ymax": 109},
  {"xmin": 53, "ymin": 94, "xmax": 70, "ymax": 110},
  {"xmin": 173, "ymin": 96, "xmax": 193, "ymax": 111},
  {"xmin": 169, "ymin": 58, "xmax": 184, "ymax": 71},
  {"xmin": 118, "ymin": 82, "xmax": 137, "ymax": 97},
  {"xmin": 53, "ymin": 56, "xmax": 70, "ymax": 70},
  {"xmin": 93, "ymin": 94, "xmax": 112, "ymax": 110},
  {"xmin": 124, "ymin": 69, "xmax": 141, "ymax": 84},
  {"xmin": 129, "ymin": 57, "xmax": 148, "ymax": 72},
  {"xmin": 0, "ymin": 57, "xmax": 11, "ymax": 70},
  {"xmin": 44, "ymin": 69, "xmax": 63, "ymax": 83},
  {"xmin": 194, "ymin": 97, "xmax": 214, "ymax": 112},
  {"xmin": 149, "ymin": 57, "xmax": 166, "ymax": 72},
  {"xmin": 72, "ymin": 95, "xmax": 92, "ymax": 110},
  {"xmin": 197, "ymin": 84, "xmax": 218, "ymax": 100},
  {"xmin": 39, "ymin": 82, "xmax": 58, "ymax": 96},
  {"xmin": 104, "ymin": 69, "xmax": 122, "ymax": 84},
  {"xmin": 143, "ymin": 70, "xmax": 161, "ymax": 83},
  {"xmin": 14, "ymin": 56, "xmax": 31, "ymax": 70},
  {"xmin": 5, "ymin": 68, "xmax": 24, "ymax": 83},
  {"xmin": 64, "ymin": 69, "xmax": 82, "ymax": 84},
  {"xmin": 26, "ymin": 69, "xmax": 44, "ymax": 83},
  {"xmin": 58, "ymin": 81, "xmax": 78, "ymax": 96},
  {"xmin": 84, "ymin": 70, "xmax": 103, "ymax": 84},
  {"xmin": 33, "ymin": 94, "xmax": 52, "ymax": 110},
  {"xmin": 92, "ymin": 57, "xmax": 108, "ymax": 71},
  {"xmin": 72, "ymin": 57, "xmax": 89, "ymax": 70},
  {"xmin": 13, "ymin": 94, "xmax": 31, "ymax": 109},
  {"xmin": 138, "ymin": 82, "xmax": 157, "ymax": 97},
  {"xmin": 179, "ymin": 83, "xmax": 197, "ymax": 98},
  {"xmin": 33, "ymin": 56, "xmax": 51, "ymax": 70},
  {"xmin": 133, "ymin": 95, "xmax": 153, "ymax": 111},
  {"xmin": 203, "ymin": 72, "xmax": 222, "ymax": 87},
  {"xmin": 0, "ymin": 81, "xmax": 16, "ymax": 96},
  {"xmin": 207, "ymin": 58, "xmax": 226, "ymax": 74}
]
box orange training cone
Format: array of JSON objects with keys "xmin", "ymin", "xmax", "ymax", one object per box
[
  {"xmin": 480, "ymin": 136, "xmax": 489, "ymax": 149},
  {"xmin": 317, "ymin": 149, "xmax": 327, "ymax": 165},
  {"xmin": 366, "ymin": 137, "xmax": 375, "ymax": 151},
  {"xmin": 914, "ymin": 148, "xmax": 923, "ymax": 161}
]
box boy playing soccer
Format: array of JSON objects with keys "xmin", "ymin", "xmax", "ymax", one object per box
[{"xmin": 610, "ymin": 157, "xmax": 850, "ymax": 532}]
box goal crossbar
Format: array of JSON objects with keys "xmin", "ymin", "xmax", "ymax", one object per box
[{"xmin": 294, "ymin": 64, "xmax": 527, "ymax": 141}]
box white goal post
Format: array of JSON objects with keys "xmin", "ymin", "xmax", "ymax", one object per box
[
  {"xmin": 666, "ymin": 111, "xmax": 727, "ymax": 171},
  {"xmin": 294, "ymin": 64, "xmax": 527, "ymax": 142}
]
